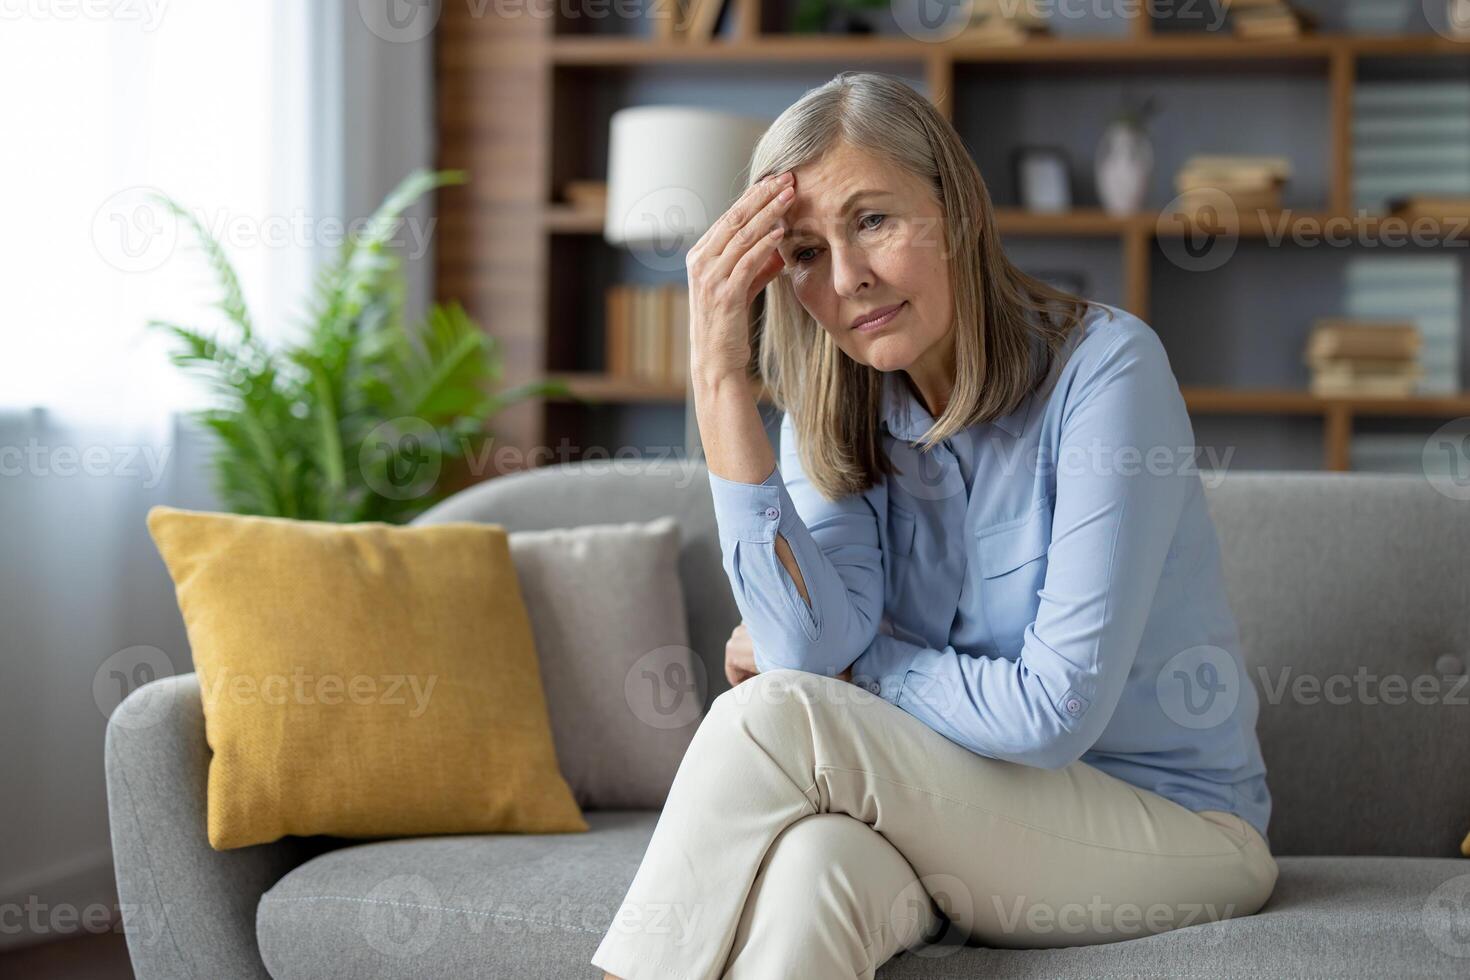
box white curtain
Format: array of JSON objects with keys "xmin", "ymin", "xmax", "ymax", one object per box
[{"xmin": 0, "ymin": 1, "xmax": 433, "ymax": 943}]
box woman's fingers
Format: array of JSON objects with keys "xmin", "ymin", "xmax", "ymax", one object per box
[
  {"xmin": 725, "ymin": 621, "xmax": 758, "ymax": 684},
  {"xmin": 685, "ymin": 173, "xmax": 796, "ymax": 380},
  {"xmin": 733, "ymin": 226, "xmax": 786, "ymax": 307},
  {"xmin": 690, "ymin": 169, "xmax": 793, "ymax": 268},
  {"xmin": 697, "ymin": 171, "xmax": 793, "ymax": 255},
  {"xmin": 725, "ymin": 656, "xmax": 756, "ymax": 687},
  {"xmin": 713, "ymin": 189, "xmax": 793, "ymax": 312},
  {"xmin": 711, "ymin": 183, "xmax": 794, "ymax": 283}
]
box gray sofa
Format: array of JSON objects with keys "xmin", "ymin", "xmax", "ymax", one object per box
[{"xmin": 106, "ymin": 461, "xmax": 1470, "ymax": 979}]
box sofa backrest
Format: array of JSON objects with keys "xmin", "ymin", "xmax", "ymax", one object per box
[
  {"xmin": 420, "ymin": 461, "xmax": 1470, "ymax": 858},
  {"xmin": 1203, "ymin": 471, "xmax": 1468, "ymax": 857}
]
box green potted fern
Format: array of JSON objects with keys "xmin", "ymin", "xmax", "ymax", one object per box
[{"xmin": 153, "ymin": 169, "xmax": 565, "ymax": 523}]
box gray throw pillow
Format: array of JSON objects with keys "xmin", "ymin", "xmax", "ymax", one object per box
[{"xmin": 508, "ymin": 515, "xmax": 704, "ymax": 810}]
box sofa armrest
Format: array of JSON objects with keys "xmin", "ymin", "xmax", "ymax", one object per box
[{"xmin": 104, "ymin": 673, "xmax": 328, "ymax": 980}]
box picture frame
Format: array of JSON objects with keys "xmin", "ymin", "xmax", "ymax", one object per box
[{"xmin": 1012, "ymin": 145, "xmax": 1073, "ymax": 213}]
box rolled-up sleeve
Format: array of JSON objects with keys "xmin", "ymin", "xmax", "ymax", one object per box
[
  {"xmin": 707, "ymin": 411, "xmax": 884, "ymax": 676},
  {"xmin": 850, "ymin": 326, "xmax": 1194, "ymax": 768}
]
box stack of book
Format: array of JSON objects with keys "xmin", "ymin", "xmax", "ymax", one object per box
[
  {"xmin": 604, "ymin": 283, "xmax": 690, "ymax": 386},
  {"xmin": 1172, "ymin": 155, "xmax": 1291, "ymax": 217},
  {"xmin": 656, "ymin": 0, "xmax": 731, "ymax": 42},
  {"xmin": 1303, "ymin": 319, "xmax": 1423, "ymax": 397},
  {"xmin": 1353, "ymin": 82, "xmax": 1470, "ymax": 213},
  {"xmin": 1223, "ymin": 0, "xmax": 1315, "ymax": 38},
  {"xmin": 1386, "ymin": 195, "xmax": 1470, "ymax": 221},
  {"xmin": 958, "ymin": 0, "xmax": 1050, "ymax": 45},
  {"xmin": 561, "ymin": 180, "xmax": 607, "ymax": 214},
  {"xmin": 1343, "ymin": 255, "xmax": 1461, "ymax": 394}
]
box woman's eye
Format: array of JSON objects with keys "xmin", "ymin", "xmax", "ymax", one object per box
[{"xmin": 790, "ymin": 216, "xmax": 883, "ymax": 265}]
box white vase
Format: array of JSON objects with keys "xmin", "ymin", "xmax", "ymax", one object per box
[
  {"xmin": 1343, "ymin": 0, "xmax": 1410, "ymax": 34},
  {"xmin": 1450, "ymin": 0, "xmax": 1470, "ymax": 39},
  {"xmin": 1095, "ymin": 121, "xmax": 1153, "ymax": 217}
]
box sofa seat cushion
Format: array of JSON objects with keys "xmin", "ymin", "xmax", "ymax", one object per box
[{"xmin": 257, "ymin": 811, "xmax": 1470, "ymax": 979}]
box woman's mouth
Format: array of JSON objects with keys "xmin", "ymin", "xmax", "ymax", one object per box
[{"xmin": 851, "ymin": 301, "xmax": 906, "ymax": 333}]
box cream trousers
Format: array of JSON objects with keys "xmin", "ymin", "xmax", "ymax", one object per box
[{"xmin": 591, "ymin": 669, "xmax": 1278, "ymax": 980}]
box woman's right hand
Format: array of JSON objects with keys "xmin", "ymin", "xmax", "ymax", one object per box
[{"xmin": 686, "ymin": 170, "xmax": 796, "ymax": 386}]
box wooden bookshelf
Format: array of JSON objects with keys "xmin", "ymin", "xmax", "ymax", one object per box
[{"xmin": 435, "ymin": 9, "xmax": 1470, "ymax": 474}]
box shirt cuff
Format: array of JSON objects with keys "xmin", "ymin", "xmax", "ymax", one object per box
[
  {"xmin": 707, "ymin": 463, "xmax": 790, "ymax": 544},
  {"xmin": 849, "ymin": 634, "xmax": 920, "ymax": 705}
]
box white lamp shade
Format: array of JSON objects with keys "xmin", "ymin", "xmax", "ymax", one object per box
[{"xmin": 604, "ymin": 106, "xmax": 771, "ymax": 254}]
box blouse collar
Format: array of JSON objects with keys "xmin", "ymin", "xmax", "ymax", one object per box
[{"xmin": 879, "ymin": 340, "xmax": 1038, "ymax": 443}]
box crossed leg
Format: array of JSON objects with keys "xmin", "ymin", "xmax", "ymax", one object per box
[
  {"xmin": 592, "ymin": 668, "xmax": 1276, "ymax": 980},
  {"xmin": 721, "ymin": 813, "xmax": 945, "ymax": 979}
]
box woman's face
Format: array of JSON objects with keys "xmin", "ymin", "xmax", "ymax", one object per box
[{"xmin": 775, "ymin": 141, "xmax": 954, "ymax": 376}]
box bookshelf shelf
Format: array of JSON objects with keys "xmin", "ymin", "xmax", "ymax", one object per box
[
  {"xmin": 542, "ymin": 378, "xmax": 1469, "ymax": 470},
  {"xmin": 548, "ymin": 372, "xmax": 774, "ymax": 404},
  {"xmin": 547, "ymin": 372, "xmax": 689, "ymax": 403},
  {"xmin": 543, "ymin": 205, "xmax": 603, "ymax": 233},
  {"xmin": 437, "ymin": 11, "xmax": 1470, "ymax": 476},
  {"xmin": 551, "ymin": 378, "xmax": 1470, "ymax": 415},
  {"xmin": 1180, "ymin": 387, "xmax": 1470, "ymax": 417},
  {"xmin": 1181, "ymin": 387, "xmax": 1470, "ymax": 470},
  {"xmin": 547, "ymin": 34, "xmax": 1470, "ymax": 68},
  {"xmin": 546, "ymin": 206, "xmax": 1470, "ymax": 242}
]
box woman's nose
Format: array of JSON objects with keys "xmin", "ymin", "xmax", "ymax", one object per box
[{"xmin": 830, "ymin": 242, "xmax": 873, "ymax": 297}]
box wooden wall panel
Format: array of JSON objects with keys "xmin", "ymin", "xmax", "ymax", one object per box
[{"xmin": 435, "ymin": 5, "xmax": 553, "ymax": 473}]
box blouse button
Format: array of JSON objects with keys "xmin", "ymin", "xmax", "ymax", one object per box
[
  {"xmin": 1065, "ymin": 697, "xmax": 1082, "ymax": 715},
  {"xmin": 764, "ymin": 506, "xmax": 779, "ymax": 520}
]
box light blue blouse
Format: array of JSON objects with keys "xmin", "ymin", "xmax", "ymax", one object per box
[{"xmin": 706, "ymin": 303, "xmax": 1273, "ymax": 846}]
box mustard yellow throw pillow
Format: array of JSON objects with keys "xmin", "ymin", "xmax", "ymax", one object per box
[{"xmin": 147, "ymin": 506, "xmax": 587, "ymax": 850}]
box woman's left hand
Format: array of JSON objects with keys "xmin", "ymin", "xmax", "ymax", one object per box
[{"xmin": 725, "ymin": 622, "xmax": 759, "ymax": 687}]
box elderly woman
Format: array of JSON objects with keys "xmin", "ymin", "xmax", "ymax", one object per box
[{"xmin": 593, "ymin": 71, "xmax": 1275, "ymax": 980}]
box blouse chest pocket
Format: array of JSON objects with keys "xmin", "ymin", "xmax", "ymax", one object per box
[{"xmin": 975, "ymin": 499, "xmax": 1053, "ymax": 656}]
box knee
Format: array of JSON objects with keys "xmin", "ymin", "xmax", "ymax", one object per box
[
  {"xmin": 755, "ymin": 814, "xmax": 873, "ymax": 891},
  {"xmin": 705, "ymin": 669, "xmax": 844, "ymax": 742},
  {"xmin": 743, "ymin": 815, "xmax": 940, "ymax": 957},
  {"xmin": 693, "ymin": 669, "xmax": 846, "ymax": 764}
]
